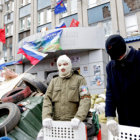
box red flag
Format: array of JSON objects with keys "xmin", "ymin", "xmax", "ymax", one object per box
[
  {"xmin": 70, "ymin": 18, "xmax": 79, "ymax": 27},
  {"xmin": 0, "ymin": 26, "xmax": 6, "ymax": 44}
]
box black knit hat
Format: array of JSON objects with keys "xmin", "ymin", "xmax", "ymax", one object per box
[{"xmin": 105, "ymin": 34, "xmax": 126, "ymax": 60}]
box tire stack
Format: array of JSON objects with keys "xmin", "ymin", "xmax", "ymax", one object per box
[{"xmin": 0, "ymin": 73, "xmax": 47, "ymax": 137}]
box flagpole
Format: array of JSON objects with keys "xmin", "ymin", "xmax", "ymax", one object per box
[
  {"xmin": 12, "ymin": 64, "xmax": 35, "ymax": 89},
  {"xmin": 24, "ymin": 64, "xmax": 36, "ymax": 73}
]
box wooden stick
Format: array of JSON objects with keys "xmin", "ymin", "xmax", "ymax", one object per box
[
  {"xmin": 24, "ymin": 65, "xmax": 35, "ymax": 73},
  {"xmin": 13, "ymin": 64, "xmax": 35, "ymax": 88},
  {"xmin": 4, "ymin": 126, "xmax": 7, "ymax": 136}
]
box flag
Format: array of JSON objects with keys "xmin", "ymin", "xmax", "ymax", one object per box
[
  {"xmin": 0, "ymin": 63, "xmax": 6, "ymax": 70},
  {"xmin": 0, "ymin": 60, "xmax": 22, "ymax": 70},
  {"xmin": 5, "ymin": 61, "xmax": 18, "ymax": 66},
  {"xmin": 55, "ymin": 21, "xmax": 66, "ymax": 29},
  {"xmin": 16, "ymin": 59, "xmax": 23, "ymax": 64},
  {"xmin": 26, "ymin": 29, "xmax": 63, "ymax": 53},
  {"xmin": 54, "ymin": 0, "xmax": 67, "ymax": 14},
  {"xmin": 17, "ymin": 43, "xmax": 48, "ymax": 65},
  {"xmin": 0, "ymin": 26, "xmax": 6, "ymax": 44},
  {"xmin": 70, "ymin": 19, "xmax": 79, "ymax": 27},
  {"xmin": 17, "ymin": 29, "xmax": 63, "ymax": 65}
]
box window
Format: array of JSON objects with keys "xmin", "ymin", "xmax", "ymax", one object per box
[
  {"xmin": 102, "ymin": 6, "xmax": 110, "ymax": 18},
  {"xmin": 9, "ymin": 42, "xmax": 13, "ymax": 59},
  {"xmin": 11, "ymin": 24, "xmax": 13, "ymax": 35},
  {"xmin": 123, "ymin": 0, "xmax": 140, "ymax": 12},
  {"xmin": 4, "ymin": 51, "xmax": 7, "ymax": 58},
  {"xmin": 88, "ymin": 0, "xmax": 97, "ymax": 8},
  {"xmin": 6, "ymin": 2, "xmax": 10, "ymax": 11},
  {"xmin": 61, "ymin": 1, "xmax": 68, "ymax": 17},
  {"xmin": 3, "ymin": 47, "xmax": 7, "ymax": 58},
  {"xmin": 46, "ymin": 9, "xmax": 51, "ymax": 23},
  {"xmin": 38, "ymin": 11, "xmax": 44, "ymax": 25},
  {"xmin": 71, "ymin": 0, "xmax": 77, "ymax": 14},
  {"xmin": 5, "ymin": 25, "xmax": 9, "ymax": 36},
  {"xmin": 27, "ymin": 0, "xmax": 31, "ymax": 3},
  {"xmin": 27, "ymin": 16, "xmax": 31, "ymax": 28},
  {"xmin": 125, "ymin": 14, "xmax": 138, "ymax": 36},
  {"xmin": 21, "ymin": 0, "xmax": 26, "ymax": 6},
  {"xmin": 20, "ymin": 18, "xmax": 25, "ymax": 30},
  {"xmin": 19, "ymin": 30, "xmax": 30, "ymax": 41},
  {"xmin": 103, "ymin": 20, "xmax": 112, "ymax": 37},
  {"xmin": 19, "ymin": 32, "xmax": 24, "ymax": 41},
  {"xmin": 7, "ymin": 13, "xmax": 11, "ymax": 20}
]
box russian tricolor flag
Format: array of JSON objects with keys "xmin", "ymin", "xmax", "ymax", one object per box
[
  {"xmin": 17, "ymin": 43, "xmax": 47, "ymax": 65},
  {"xmin": 55, "ymin": 21, "xmax": 66, "ymax": 29}
]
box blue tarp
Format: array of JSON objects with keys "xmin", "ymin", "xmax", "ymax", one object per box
[
  {"xmin": 125, "ymin": 35, "xmax": 140, "ymax": 43},
  {"xmin": 0, "ymin": 137, "xmax": 11, "ymax": 140}
]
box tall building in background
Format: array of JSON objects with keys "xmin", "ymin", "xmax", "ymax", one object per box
[
  {"xmin": 0, "ymin": 0, "xmax": 140, "ymax": 62},
  {"xmin": 0, "ymin": 0, "xmax": 140, "ymax": 94}
]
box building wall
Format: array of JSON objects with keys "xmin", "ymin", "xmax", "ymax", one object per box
[
  {"xmin": 0, "ymin": 0, "xmax": 140, "ymax": 93},
  {"xmin": 126, "ymin": 41, "xmax": 140, "ymax": 50},
  {"xmin": 16, "ymin": 49, "xmax": 108, "ymax": 94},
  {"xmin": 0, "ymin": 0, "xmax": 140, "ymax": 61}
]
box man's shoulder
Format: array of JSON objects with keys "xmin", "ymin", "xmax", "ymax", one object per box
[
  {"xmin": 72, "ymin": 73, "xmax": 85, "ymax": 80},
  {"xmin": 106, "ymin": 60, "xmax": 115, "ymax": 69},
  {"xmin": 136, "ymin": 49, "xmax": 140, "ymax": 57},
  {"xmin": 53, "ymin": 76, "xmax": 60, "ymax": 81}
]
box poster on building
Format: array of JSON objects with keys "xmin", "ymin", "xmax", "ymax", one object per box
[
  {"xmin": 70, "ymin": 56, "xmax": 80, "ymax": 65},
  {"xmin": 93, "ymin": 65, "xmax": 101, "ymax": 75},
  {"xmin": 81, "ymin": 65, "xmax": 89, "ymax": 76},
  {"xmin": 90, "ymin": 64, "xmax": 103, "ymax": 86},
  {"xmin": 90, "ymin": 75, "xmax": 103, "ymax": 86}
]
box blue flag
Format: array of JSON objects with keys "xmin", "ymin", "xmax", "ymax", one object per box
[{"xmin": 54, "ymin": 0, "xmax": 67, "ymax": 14}]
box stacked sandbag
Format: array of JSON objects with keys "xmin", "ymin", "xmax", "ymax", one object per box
[
  {"xmin": 90, "ymin": 94, "xmax": 98, "ymax": 109},
  {"xmin": 90, "ymin": 90, "xmax": 107, "ymax": 123}
]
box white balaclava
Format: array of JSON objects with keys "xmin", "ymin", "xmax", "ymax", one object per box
[{"xmin": 57, "ymin": 55, "xmax": 72, "ymax": 78}]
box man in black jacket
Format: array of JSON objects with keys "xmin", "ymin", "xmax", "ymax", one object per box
[{"xmin": 105, "ymin": 34, "xmax": 140, "ymax": 136}]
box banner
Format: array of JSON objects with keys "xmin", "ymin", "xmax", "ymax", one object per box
[
  {"xmin": 17, "ymin": 29, "xmax": 63, "ymax": 65},
  {"xmin": 26, "ymin": 29, "xmax": 63, "ymax": 53}
]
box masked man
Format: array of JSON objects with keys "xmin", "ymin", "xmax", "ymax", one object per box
[
  {"xmin": 42, "ymin": 54, "xmax": 91, "ymax": 129},
  {"xmin": 105, "ymin": 34, "xmax": 140, "ymax": 136}
]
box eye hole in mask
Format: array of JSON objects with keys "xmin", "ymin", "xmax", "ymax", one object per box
[{"xmin": 58, "ymin": 63, "xmax": 68, "ymax": 67}]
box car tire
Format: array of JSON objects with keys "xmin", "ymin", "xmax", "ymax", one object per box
[
  {"xmin": 22, "ymin": 73, "xmax": 47, "ymax": 94},
  {"xmin": 1, "ymin": 86, "xmax": 32, "ymax": 103},
  {"xmin": 0, "ymin": 103, "xmax": 21, "ymax": 136},
  {"xmin": 45, "ymin": 72, "xmax": 59, "ymax": 86}
]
